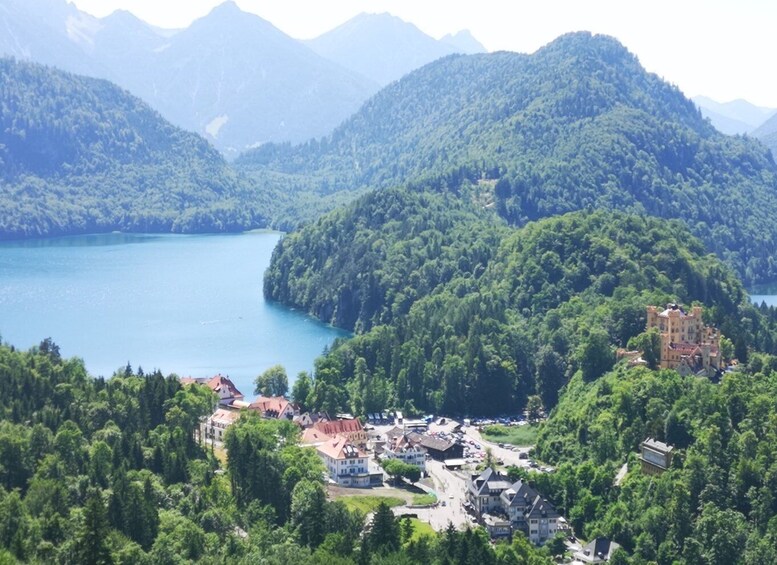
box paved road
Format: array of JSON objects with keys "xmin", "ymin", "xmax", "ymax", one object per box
[{"xmin": 394, "ymin": 459, "xmax": 474, "ymax": 530}]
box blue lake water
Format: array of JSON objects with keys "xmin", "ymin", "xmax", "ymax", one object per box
[
  {"xmin": 0, "ymin": 232, "xmax": 349, "ymax": 399},
  {"xmin": 750, "ymin": 282, "xmax": 777, "ymax": 307}
]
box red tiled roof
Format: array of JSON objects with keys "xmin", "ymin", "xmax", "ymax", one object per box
[
  {"xmin": 313, "ymin": 418, "xmax": 364, "ymax": 437},
  {"xmin": 206, "ymin": 374, "xmax": 244, "ymax": 399}
]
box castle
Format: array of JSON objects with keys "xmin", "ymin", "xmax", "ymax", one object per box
[{"xmin": 646, "ymin": 303, "xmax": 721, "ymax": 376}]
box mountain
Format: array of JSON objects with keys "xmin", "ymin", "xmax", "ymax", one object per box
[
  {"xmin": 692, "ymin": 95, "xmax": 777, "ymax": 135},
  {"xmin": 305, "ymin": 12, "xmax": 484, "ymax": 86},
  {"xmin": 0, "ymin": 0, "xmax": 98, "ymax": 76},
  {"xmin": 440, "ymin": 30, "xmax": 487, "ymax": 54},
  {"xmin": 129, "ymin": 2, "xmax": 377, "ymax": 155},
  {"xmin": 753, "ymin": 112, "xmax": 777, "ymax": 156},
  {"xmin": 238, "ymin": 32, "xmax": 777, "ymax": 285},
  {"xmin": 0, "ymin": 0, "xmax": 379, "ymax": 155},
  {"xmin": 0, "ymin": 58, "xmax": 265, "ymax": 238}
]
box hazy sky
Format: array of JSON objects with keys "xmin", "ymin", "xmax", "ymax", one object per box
[{"xmin": 69, "ymin": 0, "xmax": 777, "ymax": 107}]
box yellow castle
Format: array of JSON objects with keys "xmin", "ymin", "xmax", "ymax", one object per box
[{"xmin": 646, "ymin": 303, "xmax": 721, "ymax": 375}]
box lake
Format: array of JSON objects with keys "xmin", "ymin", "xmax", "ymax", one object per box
[
  {"xmin": 0, "ymin": 232, "xmax": 349, "ymax": 399},
  {"xmin": 750, "ymin": 282, "xmax": 777, "ymax": 307}
]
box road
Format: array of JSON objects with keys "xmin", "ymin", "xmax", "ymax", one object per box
[{"xmin": 394, "ymin": 459, "xmax": 474, "ymax": 530}]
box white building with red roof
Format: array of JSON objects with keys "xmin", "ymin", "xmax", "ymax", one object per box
[
  {"xmin": 202, "ymin": 408, "xmax": 242, "ymax": 443},
  {"xmin": 316, "ymin": 436, "xmax": 382, "ymax": 487},
  {"xmin": 180, "ymin": 374, "xmax": 244, "ymax": 407}
]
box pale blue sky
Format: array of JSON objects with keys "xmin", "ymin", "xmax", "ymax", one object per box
[{"xmin": 70, "ymin": 0, "xmax": 777, "ymax": 107}]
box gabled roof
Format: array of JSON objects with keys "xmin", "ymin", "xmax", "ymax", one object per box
[
  {"xmin": 316, "ymin": 436, "xmax": 366, "ymax": 461},
  {"xmin": 407, "ymin": 432, "xmax": 457, "ymax": 452},
  {"xmin": 467, "ymin": 467, "xmax": 512, "ymax": 497},
  {"xmin": 313, "ymin": 418, "xmax": 364, "ymax": 437},
  {"xmin": 578, "ymin": 538, "xmax": 621, "ymax": 561},
  {"xmin": 502, "ymin": 479, "xmax": 541, "ymax": 507},
  {"xmin": 300, "ymin": 427, "xmax": 333, "ymax": 446},
  {"xmin": 205, "ymin": 374, "xmax": 244, "ymax": 399},
  {"xmin": 388, "ymin": 434, "xmax": 425, "ymax": 453},
  {"xmin": 526, "ymin": 495, "xmax": 559, "ymax": 520},
  {"xmin": 249, "ymin": 395, "xmax": 292, "ymax": 417},
  {"xmin": 209, "ymin": 408, "xmax": 241, "ymax": 426}
]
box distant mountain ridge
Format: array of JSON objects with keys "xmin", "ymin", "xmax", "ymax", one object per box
[
  {"xmin": 305, "ymin": 12, "xmax": 486, "ymax": 86},
  {"xmin": 237, "ymin": 32, "xmax": 777, "ymax": 284},
  {"xmin": 693, "ymin": 95, "xmax": 776, "ymax": 135},
  {"xmin": 0, "ymin": 0, "xmax": 487, "ymax": 155},
  {"xmin": 0, "ymin": 0, "xmax": 378, "ymax": 155},
  {"xmin": 0, "ymin": 58, "xmax": 265, "ymax": 238}
]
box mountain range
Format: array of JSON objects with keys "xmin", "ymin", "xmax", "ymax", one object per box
[
  {"xmin": 305, "ymin": 12, "xmax": 485, "ymax": 86},
  {"xmin": 0, "ymin": 57, "xmax": 264, "ymax": 238},
  {"xmin": 239, "ymin": 32, "xmax": 777, "ymax": 285},
  {"xmin": 693, "ymin": 95, "xmax": 776, "ymax": 135},
  {"xmin": 0, "ymin": 0, "xmax": 486, "ymax": 155}
]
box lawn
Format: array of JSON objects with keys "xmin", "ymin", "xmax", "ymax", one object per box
[
  {"xmin": 400, "ymin": 517, "xmax": 435, "ymax": 542},
  {"xmin": 339, "ymin": 495, "xmax": 405, "ymax": 514},
  {"xmin": 411, "ymin": 493, "xmax": 437, "ymax": 506},
  {"xmin": 481, "ymin": 423, "xmax": 539, "ymax": 446}
]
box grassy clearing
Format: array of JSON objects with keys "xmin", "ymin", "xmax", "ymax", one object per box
[
  {"xmin": 400, "ymin": 517, "xmax": 435, "ymax": 542},
  {"xmin": 481, "ymin": 424, "xmax": 539, "ymax": 446},
  {"xmin": 411, "ymin": 493, "xmax": 437, "ymax": 506},
  {"xmin": 339, "ymin": 495, "xmax": 405, "ymax": 514}
]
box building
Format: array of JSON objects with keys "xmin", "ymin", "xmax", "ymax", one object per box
[
  {"xmin": 180, "ymin": 374, "xmax": 244, "ymax": 407},
  {"xmin": 646, "ymin": 304, "xmax": 721, "ymax": 375},
  {"xmin": 639, "ymin": 437, "xmax": 674, "ymax": 475},
  {"xmin": 316, "ymin": 436, "xmax": 382, "ymax": 487},
  {"xmin": 249, "ymin": 396, "xmax": 298, "ymax": 420},
  {"xmin": 383, "ymin": 434, "xmax": 427, "ymax": 475},
  {"xmin": 574, "ymin": 538, "xmax": 622, "ymax": 563},
  {"xmin": 466, "ymin": 468, "xmax": 514, "ymax": 514},
  {"xmin": 312, "ymin": 418, "xmax": 368, "ymax": 448},
  {"xmin": 294, "ymin": 412, "xmax": 330, "ymax": 429},
  {"xmin": 201, "ymin": 408, "xmax": 241, "ymax": 442},
  {"xmin": 407, "ymin": 432, "xmax": 464, "ymax": 461},
  {"xmin": 501, "ymin": 479, "xmax": 561, "ymax": 544},
  {"xmin": 467, "ymin": 469, "xmax": 562, "ymax": 545}
]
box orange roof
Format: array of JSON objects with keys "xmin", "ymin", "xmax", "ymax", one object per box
[
  {"xmin": 249, "ymin": 395, "xmax": 290, "ymax": 416},
  {"xmin": 316, "ymin": 436, "xmax": 366, "ymax": 460},
  {"xmin": 179, "ymin": 376, "xmax": 200, "ymax": 385},
  {"xmin": 300, "ymin": 428, "xmax": 333, "ymax": 445},
  {"xmin": 313, "ymin": 418, "xmax": 364, "ymax": 437}
]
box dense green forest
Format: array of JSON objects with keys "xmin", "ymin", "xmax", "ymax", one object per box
[
  {"xmin": 0, "ymin": 58, "xmax": 268, "ymax": 238},
  {"xmin": 269, "ymin": 187, "xmax": 777, "ymax": 418},
  {"xmin": 520, "ymin": 354, "xmax": 777, "ymax": 564},
  {"xmin": 0, "ymin": 338, "xmax": 556, "ymax": 564},
  {"xmin": 241, "ymin": 32, "xmax": 777, "ymax": 284}
]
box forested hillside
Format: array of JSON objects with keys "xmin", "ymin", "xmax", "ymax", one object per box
[
  {"xmin": 524, "ymin": 352, "xmax": 777, "ymax": 564},
  {"xmin": 0, "ymin": 339, "xmax": 554, "ymax": 563},
  {"xmin": 269, "ymin": 187, "xmax": 777, "ymax": 417},
  {"xmin": 240, "ymin": 32, "xmax": 777, "ymax": 284},
  {"xmin": 0, "ymin": 58, "xmax": 266, "ymax": 238}
]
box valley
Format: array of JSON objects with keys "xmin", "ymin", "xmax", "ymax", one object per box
[{"xmin": 1, "ymin": 3, "xmax": 777, "ymax": 563}]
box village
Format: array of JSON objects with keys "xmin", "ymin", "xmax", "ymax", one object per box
[{"xmin": 179, "ymin": 303, "xmax": 718, "ymax": 564}]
